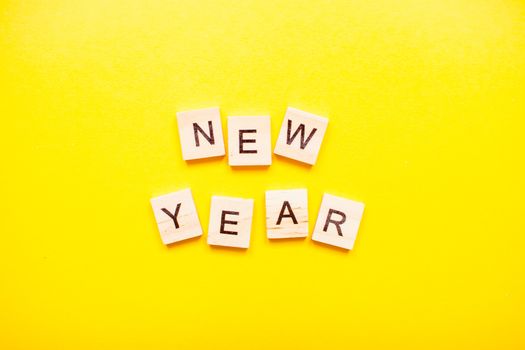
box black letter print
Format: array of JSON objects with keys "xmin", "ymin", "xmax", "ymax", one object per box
[
  {"xmin": 220, "ymin": 210, "xmax": 239, "ymax": 235},
  {"xmin": 276, "ymin": 201, "xmax": 298, "ymax": 225},
  {"xmin": 323, "ymin": 209, "xmax": 346, "ymax": 236},
  {"xmin": 239, "ymin": 129, "xmax": 257, "ymax": 154},
  {"xmin": 286, "ymin": 119, "xmax": 317, "ymax": 149},
  {"xmin": 193, "ymin": 121, "xmax": 215, "ymax": 146},
  {"xmin": 161, "ymin": 203, "xmax": 182, "ymax": 229}
]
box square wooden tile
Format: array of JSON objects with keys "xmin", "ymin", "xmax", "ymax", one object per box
[
  {"xmin": 228, "ymin": 116, "xmax": 272, "ymax": 166},
  {"xmin": 312, "ymin": 193, "xmax": 365, "ymax": 250},
  {"xmin": 207, "ymin": 196, "xmax": 254, "ymax": 248},
  {"xmin": 265, "ymin": 189, "xmax": 308, "ymax": 239},
  {"xmin": 176, "ymin": 107, "xmax": 226, "ymax": 160},
  {"xmin": 150, "ymin": 189, "xmax": 202, "ymax": 245},
  {"xmin": 273, "ymin": 107, "xmax": 328, "ymax": 165}
]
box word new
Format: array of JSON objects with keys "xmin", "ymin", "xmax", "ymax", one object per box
[
  {"xmin": 176, "ymin": 107, "xmax": 328, "ymax": 165},
  {"xmin": 150, "ymin": 106, "xmax": 365, "ymax": 250}
]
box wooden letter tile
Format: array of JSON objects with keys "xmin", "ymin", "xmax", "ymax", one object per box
[
  {"xmin": 273, "ymin": 107, "xmax": 328, "ymax": 165},
  {"xmin": 312, "ymin": 193, "xmax": 364, "ymax": 250},
  {"xmin": 207, "ymin": 196, "xmax": 254, "ymax": 248},
  {"xmin": 228, "ymin": 116, "xmax": 272, "ymax": 166},
  {"xmin": 265, "ymin": 189, "xmax": 308, "ymax": 239},
  {"xmin": 150, "ymin": 189, "xmax": 202, "ymax": 245},
  {"xmin": 176, "ymin": 107, "xmax": 226, "ymax": 160}
]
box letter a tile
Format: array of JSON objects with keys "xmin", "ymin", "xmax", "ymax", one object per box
[
  {"xmin": 265, "ymin": 189, "xmax": 308, "ymax": 239},
  {"xmin": 207, "ymin": 196, "xmax": 254, "ymax": 249},
  {"xmin": 176, "ymin": 107, "xmax": 226, "ymax": 160},
  {"xmin": 274, "ymin": 107, "xmax": 328, "ymax": 165},
  {"xmin": 312, "ymin": 193, "xmax": 365, "ymax": 250},
  {"xmin": 150, "ymin": 189, "xmax": 202, "ymax": 245}
]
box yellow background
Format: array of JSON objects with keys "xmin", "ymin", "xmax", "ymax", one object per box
[{"xmin": 1, "ymin": 0, "xmax": 525, "ymax": 349}]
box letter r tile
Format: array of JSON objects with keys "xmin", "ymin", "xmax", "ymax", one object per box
[
  {"xmin": 176, "ymin": 107, "xmax": 226, "ymax": 160},
  {"xmin": 207, "ymin": 196, "xmax": 254, "ymax": 249},
  {"xmin": 312, "ymin": 193, "xmax": 365, "ymax": 250},
  {"xmin": 150, "ymin": 189, "xmax": 202, "ymax": 245},
  {"xmin": 274, "ymin": 107, "xmax": 328, "ymax": 165}
]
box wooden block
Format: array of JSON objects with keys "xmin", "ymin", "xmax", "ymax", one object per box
[
  {"xmin": 228, "ymin": 116, "xmax": 272, "ymax": 166},
  {"xmin": 265, "ymin": 189, "xmax": 308, "ymax": 239},
  {"xmin": 207, "ymin": 196, "xmax": 254, "ymax": 248},
  {"xmin": 273, "ymin": 107, "xmax": 328, "ymax": 165},
  {"xmin": 312, "ymin": 193, "xmax": 364, "ymax": 250},
  {"xmin": 176, "ymin": 107, "xmax": 226, "ymax": 160},
  {"xmin": 150, "ymin": 189, "xmax": 202, "ymax": 245}
]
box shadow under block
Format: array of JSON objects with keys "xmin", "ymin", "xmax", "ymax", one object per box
[
  {"xmin": 150, "ymin": 189, "xmax": 203, "ymax": 245},
  {"xmin": 228, "ymin": 116, "xmax": 272, "ymax": 166},
  {"xmin": 273, "ymin": 107, "xmax": 328, "ymax": 165},
  {"xmin": 265, "ymin": 189, "xmax": 308, "ymax": 239},
  {"xmin": 312, "ymin": 193, "xmax": 365, "ymax": 250},
  {"xmin": 176, "ymin": 107, "xmax": 226, "ymax": 160},
  {"xmin": 207, "ymin": 196, "xmax": 254, "ymax": 248}
]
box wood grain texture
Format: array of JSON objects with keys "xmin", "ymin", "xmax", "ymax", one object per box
[
  {"xmin": 312, "ymin": 193, "xmax": 364, "ymax": 250},
  {"xmin": 274, "ymin": 107, "xmax": 328, "ymax": 165},
  {"xmin": 207, "ymin": 196, "xmax": 254, "ymax": 248},
  {"xmin": 150, "ymin": 189, "xmax": 202, "ymax": 244},
  {"xmin": 228, "ymin": 116, "xmax": 272, "ymax": 166},
  {"xmin": 265, "ymin": 189, "xmax": 308, "ymax": 239},
  {"xmin": 176, "ymin": 107, "xmax": 225, "ymax": 160}
]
